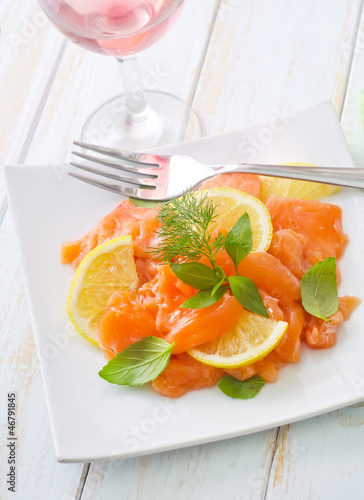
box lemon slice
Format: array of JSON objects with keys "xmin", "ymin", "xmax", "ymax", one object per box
[
  {"xmin": 67, "ymin": 235, "xmax": 138, "ymax": 346},
  {"xmin": 199, "ymin": 187, "xmax": 273, "ymax": 251},
  {"xmin": 260, "ymin": 163, "xmax": 340, "ymax": 202},
  {"xmin": 188, "ymin": 309, "xmax": 288, "ymax": 368}
]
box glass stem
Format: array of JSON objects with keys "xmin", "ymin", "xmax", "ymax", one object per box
[{"xmin": 116, "ymin": 56, "xmax": 154, "ymax": 127}]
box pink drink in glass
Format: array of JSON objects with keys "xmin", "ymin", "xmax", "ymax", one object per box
[
  {"xmin": 38, "ymin": 0, "xmax": 199, "ymax": 149},
  {"xmin": 40, "ymin": 0, "xmax": 184, "ymax": 56}
]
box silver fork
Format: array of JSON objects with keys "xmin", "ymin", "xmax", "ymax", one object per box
[{"xmin": 69, "ymin": 141, "xmax": 364, "ymax": 201}]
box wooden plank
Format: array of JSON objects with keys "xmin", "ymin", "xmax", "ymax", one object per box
[
  {"xmin": 0, "ymin": 211, "xmax": 85, "ymax": 499},
  {"xmin": 192, "ymin": 0, "xmax": 363, "ymax": 136},
  {"xmin": 81, "ymin": 431, "xmax": 278, "ymax": 500},
  {"xmin": 265, "ymin": 405, "xmax": 364, "ymax": 499},
  {"xmin": 0, "ymin": 1, "xmax": 66, "ymax": 217},
  {"xmin": 340, "ymin": 3, "xmax": 364, "ymax": 166}
]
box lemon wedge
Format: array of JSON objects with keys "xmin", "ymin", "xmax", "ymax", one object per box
[
  {"xmin": 188, "ymin": 309, "xmax": 288, "ymax": 368},
  {"xmin": 199, "ymin": 187, "xmax": 273, "ymax": 251},
  {"xmin": 260, "ymin": 163, "xmax": 340, "ymax": 202},
  {"xmin": 67, "ymin": 235, "xmax": 138, "ymax": 346}
]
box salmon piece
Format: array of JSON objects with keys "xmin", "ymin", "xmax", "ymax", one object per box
[
  {"xmin": 60, "ymin": 240, "xmax": 82, "ymax": 265},
  {"xmin": 60, "ymin": 199, "xmax": 160, "ymax": 268},
  {"xmin": 214, "ymin": 250, "xmax": 301, "ymax": 306},
  {"xmin": 266, "ymin": 195, "xmax": 348, "ymax": 267},
  {"xmin": 303, "ymin": 296, "xmax": 361, "ymax": 349},
  {"xmin": 274, "ymin": 302, "xmax": 305, "ymax": 362},
  {"xmin": 260, "ymin": 291, "xmax": 285, "ymax": 321},
  {"xmin": 253, "ymin": 351, "xmax": 286, "ymax": 383},
  {"xmin": 164, "ymin": 293, "xmax": 244, "ymax": 354},
  {"xmin": 137, "ymin": 264, "xmax": 197, "ymax": 333},
  {"xmin": 268, "ymin": 229, "xmax": 306, "ymax": 279},
  {"xmin": 133, "ymin": 206, "xmax": 161, "ymax": 258},
  {"xmin": 238, "ymin": 252, "xmax": 301, "ymax": 305},
  {"xmin": 261, "ymin": 291, "xmax": 305, "ymax": 364},
  {"xmin": 337, "ymin": 295, "xmax": 361, "ymax": 320},
  {"xmin": 228, "ymin": 352, "xmax": 287, "ymax": 384},
  {"xmin": 135, "ymin": 258, "xmax": 158, "ymax": 287},
  {"xmin": 225, "ymin": 365, "xmax": 257, "ymax": 382},
  {"xmin": 201, "ymin": 173, "xmax": 262, "ymax": 198},
  {"xmin": 97, "ymin": 291, "xmax": 159, "ymax": 360},
  {"xmin": 226, "ymin": 352, "xmax": 286, "ymax": 384},
  {"xmin": 152, "ymin": 353, "xmax": 224, "ymax": 398}
]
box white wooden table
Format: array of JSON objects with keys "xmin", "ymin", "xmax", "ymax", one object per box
[{"xmin": 1, "ymin": 1, "xmax": 364, "ymax": 498}]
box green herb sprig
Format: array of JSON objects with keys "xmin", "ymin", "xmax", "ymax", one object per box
[
  {"xmin": 151, "ymin": 191, "xmax": 226, "ymax": 267},
  {"xmin": 151, "ymin": 192, "xmax": 268, "ymax": 317}
]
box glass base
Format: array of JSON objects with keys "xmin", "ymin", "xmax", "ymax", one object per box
[{"xmin": 80, "ymin": 90, "xmax": 201, "ymax": 151}]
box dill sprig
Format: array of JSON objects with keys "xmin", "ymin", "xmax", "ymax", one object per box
[{"xmin": 150, "ymin": 191, "xmax": 226, "ymax": 267}]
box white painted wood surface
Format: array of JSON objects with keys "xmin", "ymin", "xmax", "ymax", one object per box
[
  {"xmin": 0, "ymin": 2, "xmax": 65, "ymax": 218},
  {"xmin": 341, "ymin": 5, "xmax": 364, "ymax": 167},
  {"xmin": 1, "ymin": 0, "xmax": 364, "ymax": 499}
]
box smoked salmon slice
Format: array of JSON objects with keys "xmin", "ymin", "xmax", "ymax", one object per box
[
  {"xmin": 303, "ymin": 295, "xmax": 361, "ymax": 349},
  {"xmin": 265, "ymin": 195, "xmax": 348, "ymax": 268},
  {"xmin": 61, "ymin": 199, "xmax": 160, "ymax": 268},
  {"xmin": 268, "ymin": 229, "xmax": 306, "ymax": 279},
  {"xmin": 152, "ymin": 353, "xmax": 224, "ymax": 398}
]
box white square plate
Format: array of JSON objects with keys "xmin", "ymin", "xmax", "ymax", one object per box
[{"xmin": 5, "ymin": 101, "xmax": 364, "ymax": 462}]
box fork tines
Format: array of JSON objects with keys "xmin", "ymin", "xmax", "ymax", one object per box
[{"xmin": 69, "ymin": 141, "xmax": 161, "ymax": 197}]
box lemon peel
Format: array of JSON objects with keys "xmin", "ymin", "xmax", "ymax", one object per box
[{"xmin": 188, "ymin": 309, "xmax": 288, "ymax": 368}]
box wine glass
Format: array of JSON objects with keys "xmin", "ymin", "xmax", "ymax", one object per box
[{"xmin": 38, "ymin": 0, "xmax": 200, "ymax": 150}]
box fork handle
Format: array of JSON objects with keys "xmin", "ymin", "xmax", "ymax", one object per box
[{"xmin": 219, "ymin": 164, "xmax": 364, "ymax": 190}]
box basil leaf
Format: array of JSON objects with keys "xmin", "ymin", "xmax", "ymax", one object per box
[
  {"xmin": 218, "ymin": 374, "xmax": 265, "ymax": 399},
  {"xmin": 98, "ymin": 337, "xmax": 173, "ymax": 386},
  {"xmin": 228, "ymin": 276, "xmax": 269, "ymax": 318},
  {"xmin": 300, "ymin": 257, "xmax": 339, "ymax": 320},
  {"xmin": 171, "ymin": 262, "xmax": 221, "ymax": 290},
  {"xmin": 129, "ymin": 197, "xmax": 161, "ymax": 208},
  {"xmin": 181, "ymin": 285, "xmax": 229, "ymax": 309},
  {"xmin": 225, "ymin": 212, "xmax": 253, "ymax": 273}
]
